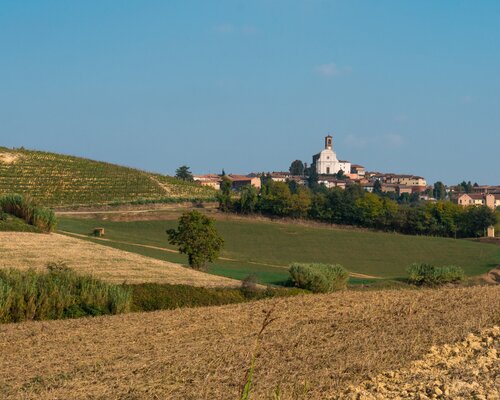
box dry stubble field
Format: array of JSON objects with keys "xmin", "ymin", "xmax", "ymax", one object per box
[
  {"xmin": 0, "ymin": 286, "xmax": 498, "ymax": 399},
  {"xmin": 0, "ymin": 232, "xmax": 239, "ymax": 287}
]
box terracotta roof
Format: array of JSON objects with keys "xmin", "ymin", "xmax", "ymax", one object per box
[{"xmin": 227, "ymin": 174, "xmax": 255, "ymax": 181}]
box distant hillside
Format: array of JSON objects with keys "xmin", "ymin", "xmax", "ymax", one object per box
[{"xmin": 0, "ymin": 147, "xmax": 215, "ymax": 207}]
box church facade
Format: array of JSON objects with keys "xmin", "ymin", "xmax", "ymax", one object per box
[{"xmin": 312, "ymin": 135, "xmax": 351, "ymax": 175}]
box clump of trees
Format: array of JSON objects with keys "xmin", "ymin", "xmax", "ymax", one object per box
[
  {"xmin": 166, "ymin": 210, "xmax": 224, "ymax": 270},
  {"xmin": 218, "ymin": 180, "xmax": 497, "ymax": 238}
]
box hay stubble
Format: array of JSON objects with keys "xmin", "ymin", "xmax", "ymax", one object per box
[{"xmin": 0, "ymin": 286, "xmax": 498, "ymax": 399}]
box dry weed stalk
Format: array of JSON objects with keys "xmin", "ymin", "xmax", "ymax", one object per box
[{"xmin": 240, "ymin": 305, "xmax": 277, "ymax": 400}]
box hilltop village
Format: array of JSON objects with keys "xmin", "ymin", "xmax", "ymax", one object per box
[
  {"xmin": 194, "ymin": 134, "xmax": 499, "ymax": 200},
  {"xmin": 194, "ymin": 135, "xmax": 429, "ymax": 195}
]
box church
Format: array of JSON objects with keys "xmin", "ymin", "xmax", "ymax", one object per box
[{"xmin": 312, "ymin": 135, "xmax": 351, "ymax": 175}]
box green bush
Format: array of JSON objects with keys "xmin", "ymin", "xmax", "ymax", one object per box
[
  {"xmin": 406, "ymin": 263, "xmax": 465, "ymax": 286},
  {"xmin": 0, "ymin": 194, "xmax": 57, "ymax": 232},
  {"xmin": 289, "ymin": 263, "xmax": 349, "ymax": 293},
  {"xmin": 0, "ymin": 266, "xmax": 132, "ymax": 323}
]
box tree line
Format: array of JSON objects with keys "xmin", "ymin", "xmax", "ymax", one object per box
[{"xmin": 217, "ymin": 178, "xmax": 497, "ymax": 238}]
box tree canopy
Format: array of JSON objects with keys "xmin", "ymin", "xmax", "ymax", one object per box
[
  {"xmin": 166, "ymin": 211, "xmax": 224, "ymax": 270},
  {"xmin": 175, "ymin": 165, "xmax": 194, "ymax": 181},
  {"xmin": 289, "ymin": 160, "xmax": 305, "ymax": 176}
]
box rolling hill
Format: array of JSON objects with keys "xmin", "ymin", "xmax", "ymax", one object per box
[
  {"xmin": 0, "ymin": 147, "xmax": 215, "ymax": 207},
  {"xmin": 1, "ymin": 286, "xmax": 498, "ymax": 399},
  {"xmin": 0, "ymin": 232, "xmax": 239, "ymax": 287},
  {"xmin": 58, "ymin": 213, "xmax": 500, "ymax": 284}
]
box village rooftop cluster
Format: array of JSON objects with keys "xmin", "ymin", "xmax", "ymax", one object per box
[{"xmin": 194, "ymin": 135, "xmax": 500, "ymax": 209}]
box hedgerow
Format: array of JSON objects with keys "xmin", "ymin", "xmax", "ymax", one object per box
[{"xmin": 0, "ymin": 265, "xmax": 132, "ymax": 323}]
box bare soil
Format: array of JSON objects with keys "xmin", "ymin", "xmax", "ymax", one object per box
[
  {"xmin": 0, "ymin": 152, "xmax": 20, "ymax": 164},
  {"xmin": 342, "ymin": 326, "xmax": 499, "ymax": 399},
  {"xmin": 0, "ymin": 232, "xmax": 240, "ymax": 287},
  {"xmin": 0, "ymin": 286, "xmax": 498, "ymax": 399}
]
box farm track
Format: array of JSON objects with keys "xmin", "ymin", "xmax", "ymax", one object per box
[
  {"xmin": 59, "ymin": 230, "xmax": 381, "ymax": 280},
  {"xmin": 1, "ymin": 286, "xmax": 498, "ymax": 399}
]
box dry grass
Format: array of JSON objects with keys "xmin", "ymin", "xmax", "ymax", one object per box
[
  {"xmin": 0, "ymin": 286, "xmax": 498, "ymax": 399},
  {"xmin": 0, "ymin": 232, "xmax": 240, "ymax": 288}
]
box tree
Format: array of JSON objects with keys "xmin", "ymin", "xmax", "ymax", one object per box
[
  {"xmin": 335, "ymin": 169, "xmax": 346, "ymax": 180},
  {"xmin": 373, "ymin": 180, "xmax": 382, "ymax": 195},
  {"xmin": 166, "ymin": 211, "xmax": 224, "ymax": 270},
  {"xmin": 433, "ymin": 181, "xmax": 446, "ymax": 200},
  {"xmin": 217, "ymin": 176, "xmax": 233, "ymax": 211},
  {"xmin": 307, "ymin": 169, "xmax": 319, "ymax": 190},
  {"xmin": 458, "ymin": 180, "xmax": 473, "ymax": 193},
  {"xmin": 289, "ymin": 160, "xmax": 305, "ymax": 176},
  {"xmin": 238, "ymin": 184, "xmax": 258, "ymax": 214},
  {"xmin": 175, "ymin": 165, "xmax": 193, "ymax": 181}
]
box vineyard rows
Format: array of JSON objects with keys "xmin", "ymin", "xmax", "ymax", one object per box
[{"xmin": 0, "ymin": 148, "xmax": 215, "ymax": 207}]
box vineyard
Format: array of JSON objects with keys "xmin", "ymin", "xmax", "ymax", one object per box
[{"xmin": 0, "ymin": 147, "xmax": 215, "ymax": 207}]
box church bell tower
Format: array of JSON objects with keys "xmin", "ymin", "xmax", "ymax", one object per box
[{"xmin": 325, "ymin": 135, "xmax": 333, "ymax": 150}]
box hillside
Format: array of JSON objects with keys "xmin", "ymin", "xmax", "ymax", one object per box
[
  {"xmin": 0, "ymin": 286, "xmax": 498, "ymax": 399},
  {"xmin": 58, "ymin": 213, "xmax": 500, "ymax": 284},
  {"xmin": 0, "ymin": 232, "xmax": 240, "ymax": 287},
  {"xmin": 0, "ymin": 147, "xmax": 215, "ymax": 206}
]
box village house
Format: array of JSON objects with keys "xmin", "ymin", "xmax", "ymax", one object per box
[
  {"xmin": 269, "ymin": 172, "xmax": 290, "ymax": 182},
  {"xmin": 456, "ymin": 193, "xmax": 500, "ymax": 209},
  {"xmin": 193, "ymin": 174, "xmax": 221, "ymax": 190},
  {"xmin": 225, "ymin": 174, "xmax": 261, "ymax": 190},
  {"xmin": 471, "ymin": 185, "xmax": 500, "ymax": 194},
  {"xmin": 349, "ymin": 164, "xmax": 366, "ymax": 179}
]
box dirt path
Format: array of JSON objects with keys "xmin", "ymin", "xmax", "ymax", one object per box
[{"xmin": 59, "ymin": 231, "xmax": 381, "ymax": 280}]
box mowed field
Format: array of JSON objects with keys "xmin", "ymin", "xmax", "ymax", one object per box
[
  {"xmin": 0, "ymin": 286, "xmax": 498, "ymax": 399},
  {"xmin": 0, "ymin": 232, "xmax": 240, "ymax": 288},
  {"xmin": 58, "ymin": 213, "xmax": 500, "ymax": 284}
]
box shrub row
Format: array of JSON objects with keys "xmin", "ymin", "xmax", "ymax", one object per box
[
  {"xmin": 0, "ymin": 194, "xmax": 57, "ymax": 232},
  {"xmin": 406, "ymin": 263, "xmax": 465, "ymax": 286},
  {"xmin": 0, "ymin": 265, "xmax": 132, "ymax": 323},
  {"xmin": 128, "ymin": 282, "xmax": 306, "ymax": 312}
]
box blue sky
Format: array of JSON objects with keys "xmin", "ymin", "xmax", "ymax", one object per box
[{"xmin": 1, "ymin": 0, "xmax": 499, "ymax": 184}]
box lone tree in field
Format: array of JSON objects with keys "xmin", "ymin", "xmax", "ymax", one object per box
[
  {"xmin": 175, "ymin": 165, "xmax": 194, "ymax": 181},
  {"xmin": 166, "ymin": 210, "xmax": 224, "ymax": 270}
]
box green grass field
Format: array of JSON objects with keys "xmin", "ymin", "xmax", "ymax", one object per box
[
  {"xmin": 0, "ymin": 147, "xmax": 215, "ymax": 207},
  {"xmin": 58, "ymin": 216, "xmax": 500, "ymax": 285}
]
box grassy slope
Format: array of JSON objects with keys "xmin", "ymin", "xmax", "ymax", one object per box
[
  {"xmin": 58, "ymin": 216, "xmax": 500, "ymax": 284},
  {"xmin": 0, "ymin": 215, "xmax": 39, "ymax": 233},
  {"xmin": 1, "ymin": 286, "xmax": 498, "ymax": 399},
  {"xmin": 0, "ymin": 147, "xmax": 215, "ymax": 206}
]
